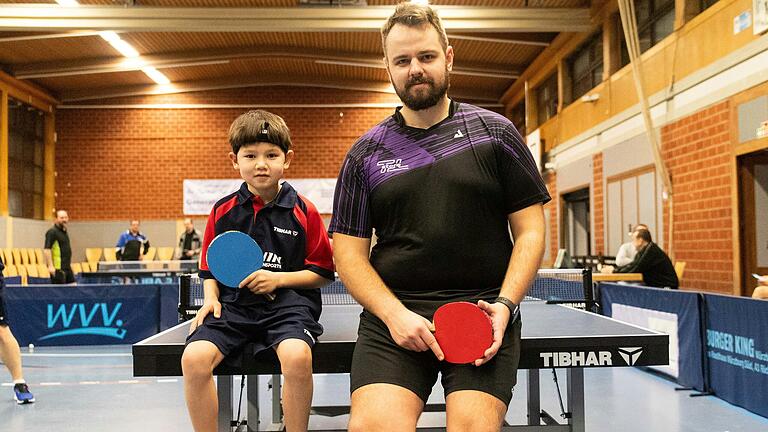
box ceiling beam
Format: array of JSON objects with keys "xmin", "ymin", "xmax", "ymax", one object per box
[
  {"xmin": 0, "ymin": 5, "xmax": 592, "ymax": 33},
  {"xmin": 60, "ymin": 74, "xmax": 501, "ymax": 103},
  {"xmin": 0, "ymin": 30, "xmax": 100, "ymax": 42},
  {"xmin": 14, "ymin": 46, "xmax": 521, "ymax": 80}
]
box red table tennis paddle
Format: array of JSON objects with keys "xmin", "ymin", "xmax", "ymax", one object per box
[
  {"xmin": 433, "ymin": 302, "xmax": 493, "ymax": 364},
  {"xmin": 206, "ymin": 231, "xmax": 275, "ymax": 301}
]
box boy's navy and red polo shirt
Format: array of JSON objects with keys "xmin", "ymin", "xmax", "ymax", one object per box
[{"xmin": 200, "ymin": 181, "xmax": 334, "ymax": 313}]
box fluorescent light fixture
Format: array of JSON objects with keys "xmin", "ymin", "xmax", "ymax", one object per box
[
  {"xmin": 142, "ymin": 67, "xmax": 171, "ymax": 85},
  {"xmin": 99, "ymin": 31, "xmax": 140, "ymax": 57},
  {"xmin": 55, "ymin": 0, "xmax": 80, "ymax": 6}
]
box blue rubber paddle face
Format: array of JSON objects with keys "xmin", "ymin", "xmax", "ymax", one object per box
[{"xmin": 206, "ymin": 231, "xmax": 264, "ymax": 287}]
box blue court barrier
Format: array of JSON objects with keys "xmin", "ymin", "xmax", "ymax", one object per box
[
  {"xmin": 703, "ymin": 293, "xmax": 768, "ymax": 419},
  {"xmin": 3, "ymin": 276, "xmax": 22, "ymax": 285},
  {"xmin": 600, "ymin": 283, "xmax": 706, "ymax": 391},
  {"xmin": 3, "ymin": 283, "xmax": 178, "ymax": 346}
]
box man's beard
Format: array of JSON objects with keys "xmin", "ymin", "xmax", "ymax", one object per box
[{"xmin": 394, "ymin": 69, "xmax": 450, "ymax": 111}]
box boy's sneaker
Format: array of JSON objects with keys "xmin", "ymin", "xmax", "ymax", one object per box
[{"xmin": 13, "ymin": 383, "xmax": 34, "ymax": 404}]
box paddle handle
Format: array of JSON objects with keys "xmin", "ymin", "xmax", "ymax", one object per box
[{"xmin": 264, "ymin": 293, "xmax": 276, "ymax": 301}]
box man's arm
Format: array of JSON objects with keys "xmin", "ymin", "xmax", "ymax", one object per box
[
  {"xmin": 615, "ymin": 243, "xmax": 634, "ymax": 266},
  {"xmin": 43, "ymin": 249, "xmax": 55, "ymax": 275},
  {"xmin": 476, "ymin": 203, "xmax": 545, "ymax": 366},
  {"xmin": 333, "ymin": 233, "xmax": 444, "ymax": 359}
]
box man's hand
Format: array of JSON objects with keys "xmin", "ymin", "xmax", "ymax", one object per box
[
  {"xmin": 240, "ymin": 270, "xmax": 281, "ymax": 296},
  {"xmin": 475, "ymin": 300, "xmax": 512, "ymax": 366},
  {"xmin": 48, "ymin": 265, "xmax": 56, "ymax": 275},
  {"xmin": 189, "ymin": 299, "xmax": 221, "ymax": 334},
  {"xmin": 384, "ymin": 309, "xmax": 444, "ymax": 361},
  {"xmin": 185, "ymin": 250, "xmax": 194, "ymax": 257}
]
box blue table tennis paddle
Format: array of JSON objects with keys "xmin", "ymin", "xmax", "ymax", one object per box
[{"xmin": 206, "ymin": 231, "xmax": 274, "ymax": 300}]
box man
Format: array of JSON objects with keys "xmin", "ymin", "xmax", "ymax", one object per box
[
  {"xmin": 44, "ymin": 209, "xmax": 75, "ymax": 284},
  {"xmin": 615, "ymin": 223, "xmax": 648, "ymax": 266},
  {"xmin": 0, "ymin": 261, "xmax": 35, "ymax": 404},
  {"xmin": 614, "ymin": 229, "xmax": 679, "ymax": 289},
  {"xmin": 329, "ymin": 3, "xmax": 550, "ymax": 430},
  {"xmin": 177, "ymin": 218, "xmax": 202, "ymax": 261},
  {"xmin": 116, "ymin": 220, "xmax": 150, "ymax": 261}
]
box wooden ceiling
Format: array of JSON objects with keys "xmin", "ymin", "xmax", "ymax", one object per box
[{"xmin": 0, "ymin": 1, "xmax": 592, "ymax": 105}]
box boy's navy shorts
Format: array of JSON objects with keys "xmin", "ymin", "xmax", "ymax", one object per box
[
  {"xmin": 0, "ymin": 276, "xmax": 7, "ymax": 326},
  {"xmin": 350, "ymin": 306, "xmax": 522, "ymax": 406},
  {"xmin": 186, "ymin": 301, "xmax": 323, "ymax": 358}
]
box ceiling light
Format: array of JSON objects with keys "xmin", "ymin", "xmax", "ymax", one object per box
[
  {"xmin": 99, "ymin": 31, "xmax": 140, "ymax": 57},
  {"xmin": 142, "ymin": 67, "xmax": 171, "ymax": 85},
  {"xmin": 55, "ymin": 0, "xmax": 80, "ymax": 6}
]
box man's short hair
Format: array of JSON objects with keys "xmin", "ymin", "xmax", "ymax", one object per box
[
  {"xmin": 635, "ymin": 229, "xmax": 652, "ymax": 243},
  {"xmin": 228, "ymin": 110, "xmax": 292, "ymax": 155},
  {"xmin": 381, "ymin": 2, "xmax": 449, "ymax": 56}
]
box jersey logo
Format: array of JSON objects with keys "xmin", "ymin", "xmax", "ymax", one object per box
[
  {"xmin": 454, "ymin": 129, "xmax": 464, "ymax": 138},
  {"xmin": 262, "ymin": 252, "xmax": 283, "ymax": 269},
  {"xmin": 273, "ymin": 226, "xmax": 298, "ymax": 236},
  {"xmin": 377, "ymin": 159, "xmax": 409, "ymax": 173}
]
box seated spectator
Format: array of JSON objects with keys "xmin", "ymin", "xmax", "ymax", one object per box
[
  {"xmin": 177, "ymin": 218, "xmax": 202, "ymax": 261},
  {"xmin": 753, "ymin": 276, "xmax": 768, "ymax": 300},
  {"xmin": 116, "ymin": 220, "xmax": 150, "ymax": 261},
  {"xmin": 613, "ymin": 229, "xmax": 679, "ymax": 289},
  {"xmin": 615, "ymin": 223, "xmax": 648, "ymax": 266}
]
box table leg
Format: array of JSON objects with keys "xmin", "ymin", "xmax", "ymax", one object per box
[
  {"xmin": 527, "ymin": 369, "xmax": 541, "ymax": 426},
  {"xmin": 566, "ymin": 368, "xmax": 585, "ymax": 432},
  {"xmin": 247, "ymin": 375, "xmax": 260, "ymax": 432},
  {"xmin": 217, "ymin": 376, "xmax": 233, "ymax": 432}
]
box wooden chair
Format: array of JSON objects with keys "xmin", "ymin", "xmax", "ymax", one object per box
[
  {"xmin": 85, "ymin": 248, "xmax": 103, "ymax": 266},
  {"xmin": 143, "ymin": 247, "xmax": 157, "ymax": 261},
  {"xmin": 674, "ymin": 261, "xmax": 687, "ymax": 280},
  {"xmin": 11, "ymin": 249, "xmax": 22, "ymax": 266},
  {"xmin": 3, "ymin": 264, "xmax": 18, "ymax": 277},
  {"xmin": 34, "ymin": 248, "xmax": 44, "ymax": 265},
  {"xmin": 103, "ymin": 247, "xmax": 117, "ymax": 262},
  {"xmin": 37, "ymin": 264, "xmax": 49, "ymax": 278},
  {"xmin": 80, "ymin": 262, "xmax": 91, "ymax": 273},
  {"xmin": 25, "ymin": 264, "xmax": 39, "ymax": 278},
  {"xmin": 157, "ymin": 247, "xmax": 175, "ymax": 261},
  {"xmin": 70, "ymin": 262, "xmax": 82, "ymax": 274},
  {"xmin": 20, "ymin": 248, "xmax": 30, "ymax": 265},
  {"xmin": 0, "ymin": 249, "xmax": 11, "ymax": 266},
  {"xmin": 16, "ymin": 265, "xmax": 28, "ymax": 285}
]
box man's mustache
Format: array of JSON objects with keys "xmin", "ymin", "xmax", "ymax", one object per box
[{"xmin": 406, "ymin": 77, "xmax": 434, "ymax": 89}]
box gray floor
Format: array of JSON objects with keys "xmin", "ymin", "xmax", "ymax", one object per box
[{"xmin": 2, "ymin": 345, "xmax": 767, "ymax": 431}]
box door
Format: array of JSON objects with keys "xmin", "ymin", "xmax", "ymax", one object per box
[
  {"xmin": 561, "ymin": 187, "xmax": 591, "ymax": 257},
  {"xmin": 738, "ymin": 152, "xmax": 768, "ymax": 296}
]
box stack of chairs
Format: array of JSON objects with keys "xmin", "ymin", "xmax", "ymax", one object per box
[{"xmin": 0, "ymin": 247, "xmax": 47, "ymax": 285}]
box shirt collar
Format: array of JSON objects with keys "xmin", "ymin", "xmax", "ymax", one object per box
[
  {"xmin": 236, "ymin": 181, "xmax": 296, "ymax": 209},
  {"xmin": 392, "ymin": 99, "xmax": 460, "ymax": 128}
]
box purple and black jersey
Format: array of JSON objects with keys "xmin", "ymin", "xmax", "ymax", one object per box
[{"xmin": 330, "ymin": 101, "xmax": 551, "ymax": 302}]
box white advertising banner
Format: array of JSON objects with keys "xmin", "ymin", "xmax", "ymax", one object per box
[{"xmin": 183, "ymin": 178, "xmax": 337, "ymax": 215}]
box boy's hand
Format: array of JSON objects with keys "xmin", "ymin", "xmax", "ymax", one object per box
[
  {"xmin": 189, "ymin": 299, "xmax": 221, "ymax": 335},
  {"xmin": 240, "ymin": 269, "xmax": 281, "ymax": 296}
]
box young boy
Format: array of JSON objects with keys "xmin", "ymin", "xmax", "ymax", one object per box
[
  {"xmin": 182, "ymin": 110, "xmax": 334, "ymax": 432},
  {"xmin": 0, "ymin": 261, "xmax": 35, "ymax": 404}
]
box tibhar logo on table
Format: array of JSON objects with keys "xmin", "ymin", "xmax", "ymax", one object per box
[
  {"xmin": 540, "ymin": 347, "xmax": 644, "ymax": 367},
  {"xmin": 40, "ymin": 302, "xmax": 127, "ymax": 341}
]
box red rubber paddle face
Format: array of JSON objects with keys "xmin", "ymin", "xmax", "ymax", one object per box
[{"xmin": 433, "ymin": 302, "xmax": 493, "ymax": 364}]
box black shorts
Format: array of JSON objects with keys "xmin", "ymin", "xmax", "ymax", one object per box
[
  {"xmin": 350, "ymin": 308, "xmax": 522, "ymax": 406},
  {"xmin": 186, "ymin": 301, "xmax": 323, "ymax": 359}
]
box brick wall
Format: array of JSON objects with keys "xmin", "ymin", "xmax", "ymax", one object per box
[
  {"xmin": 661, "ymin": 101, "xmax": 733, "ymax": 293},
  {"xmin": 55, "ymin": 87, "xmax": 397, "ymax": 219},
  {"xmin": 543, "ymin": 170, "xmax": 558, "ymax": 267},
  {"xmin": 592, "ymin": 153, "xmax": 604, "ymax": 255}
]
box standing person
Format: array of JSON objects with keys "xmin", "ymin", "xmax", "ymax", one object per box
[
  {"xmin": 116, "ymin": 220, "xmax": 150, "ymax": 261},
  {"xmin": 614, "ymin": 223, "xmax": 648, "ymax": 266},
  {"xmin": 43, "ymin": 209, "xmax": 75, "ymax": 284},
  {"xmin": 329, "ymin": 3, "xmax": 550, "ymax": 430},
  {"xmin": 0, "ymin": 261, "xmax": 35, "ymax": 404},
  {"xmin": 177, "ymin": 218, "xmax": 202, "ymax": 261},
  {"xmin": 181, "ymin": 110, "xmax": 334, "ymax": 432}
]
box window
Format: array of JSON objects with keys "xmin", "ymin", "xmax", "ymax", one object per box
[
  {"xmin": 620, "ymin": 0, "xmax": 675, "ymax": 66},
  {"xmin": 510, "ymin": 101, "xmax": 526, "ymax": 137},
  {"xmin": 569, "ymin": 32, "xmax": 604, "ymax": 101},
  {"xmin": 536, "ymin": 73, "xmax": 558, "ymax": 126},
  {"xmin": 8, "ymin": 99, "xmax": 45, "ymax": 220}
]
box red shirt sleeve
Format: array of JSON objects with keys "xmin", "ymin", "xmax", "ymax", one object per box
[{"xmin": 294, "ymin": 194, "xmax": 334, "ymax": 278}]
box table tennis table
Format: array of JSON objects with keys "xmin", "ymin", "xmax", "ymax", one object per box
[{"xmin": 133, "ymin": 300, "xmax": 668, "ymax": 432}]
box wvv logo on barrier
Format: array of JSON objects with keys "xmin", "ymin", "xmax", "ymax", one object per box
[{"xmin": 39, "ymin": 302, "xmax": 127, "ymax": 341}]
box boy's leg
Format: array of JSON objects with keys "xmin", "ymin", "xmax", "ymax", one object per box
[
  {"xmin": 445, "ymin": 390, "xmax": 507, "ymax": 432},
  {"xmin": 0, "ymin": 325, "xmax": 23, "ymax": 381},
  {"xmin": 182, "ymin": 340, "xmax": 225, "ymax": 432},
  {"xmin": 274, "ymin": 338, "xmax": 314, "ymax": 432}
]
